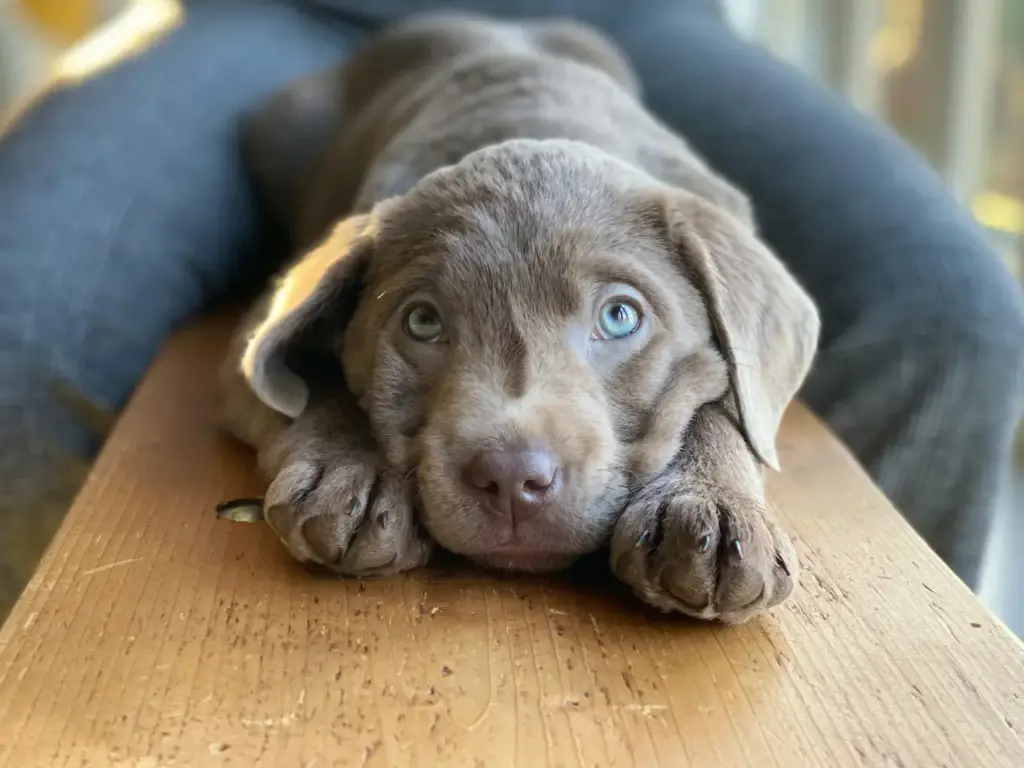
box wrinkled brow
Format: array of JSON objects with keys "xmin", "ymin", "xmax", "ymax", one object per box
[
  {"xmin": 574, "ymin": 253, "xmax": 673, "ymax": 319},
  {"xmin": 364, "ymin": 256, "xmax": 439, "ymax": 306}
]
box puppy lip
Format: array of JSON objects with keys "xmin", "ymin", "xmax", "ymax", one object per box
[
  {"xmin": 470, "ymin": 550, "xmax": 579, "ymax": 572},
  {"xmin": 486, "ymin": 530, "xmax": 573, "ymax": 555},
  {"xmin": 488, "ymin": 543, "xmax": 549, "ymax": 556}
]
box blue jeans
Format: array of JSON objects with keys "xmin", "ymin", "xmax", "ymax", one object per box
[{"xmin": 1, "ymin": 1, "xmax": 1022, "ymax": 609}]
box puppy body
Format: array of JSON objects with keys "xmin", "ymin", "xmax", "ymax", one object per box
[
  {"xmin": 222, "ymin": 15, "xmax": 819, "ymax": 623},
  {"xmin": 247, "ymin": 15, "xmax": 751, "ymax": 243}
]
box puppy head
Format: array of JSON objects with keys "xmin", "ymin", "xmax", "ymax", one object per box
[{"xmin": 243, "ymin": 141, "xmax": 819, "ymax": 571}]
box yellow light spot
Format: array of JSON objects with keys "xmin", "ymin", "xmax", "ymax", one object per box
[
  {"xmin": 870, "ymin": 0, "xmax": 924, "ymax": 74},
  {"xmin": 53, "ymin": 0, "xmax": 183, "ymax": 84},
  {"xmin": 18, "ymin": 0, "xmax": 98, "ymax": 44},
  {"xmin": 972, "ymin": 192, "xmax": 1024, "ymax": 236}
]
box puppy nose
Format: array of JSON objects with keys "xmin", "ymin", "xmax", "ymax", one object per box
[{"xmin": 463, "ymin": 446, "xmax": 562, "ymax": 523}]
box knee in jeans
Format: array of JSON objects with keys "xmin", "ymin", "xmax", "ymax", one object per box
[{"xmin": 897, "ymin": 268, "xmax": 1024, "ymax": 406}]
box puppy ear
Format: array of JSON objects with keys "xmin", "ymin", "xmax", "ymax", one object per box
[
  {"xmin": 657, "ymin": 190, "xmax": 820, "ymax": 471},
  {"xmin": 241, "ymin": 213, "xmax": 378, "ymax": 418}
]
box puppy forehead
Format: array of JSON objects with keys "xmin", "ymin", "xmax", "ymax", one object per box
[
  {"xmin": 436, "ymin": 218, "xmax": 594, "ymax": 312},
  {"xmin": 381, "ymin": 198, "xmax": 652, "ymax": 318}
]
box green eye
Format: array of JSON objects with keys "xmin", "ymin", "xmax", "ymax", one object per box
[
  {"xmin": 404, "ymin": 303, "xmax": 444, "ymax": 342},
  {"xmin": 595, "ymin": 299, "xmax": 641, "ymax": 340}
]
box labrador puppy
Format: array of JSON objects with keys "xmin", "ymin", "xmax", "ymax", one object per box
[{"xmin": 219, "ymin": 15, "xmax": 819, "ymax": 624}]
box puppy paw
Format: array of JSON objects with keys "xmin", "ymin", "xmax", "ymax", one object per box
[
  {"xmin": 611, "ymin": 471, "xmax": 797, "ymax": 624},
  {"xmin": 264, "ymin": 450, "xmax": 433, "ymax": 577}
]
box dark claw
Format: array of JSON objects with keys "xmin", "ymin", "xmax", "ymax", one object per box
[
  {"xmin": 775, "ymin": 552, "xmax": 790, "ymax": 576},
  {"xmin": 697, "ymin": 533, "xmax": 712, "ymax": 553},
  {"xmin": 730, "ymin": 539, "xmax": 743, "ymax": 560}
]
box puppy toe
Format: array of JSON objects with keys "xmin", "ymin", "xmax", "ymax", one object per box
[
  {"xmin": 710, "ymin": 506, "xmax": 774, "ymax": 616},
  {"xmin": 654, "ymin": 497, "xmax": 720, "ymax": 615},
  {"xmin": 705, "ymin": 502, "xmax": 796, "ymax": 624},
  {"xmin": 611, "ymin": 494, "xmax": 716, "ymax": 618},
  {"xmin": 265, "ymin": 460, "xmax": 322, "ymax": 521},
  {"xmin": 264, "ymin": 460, "xmax": 323, "ymax": 562},
  {"xmin": 339, "ymin": 474, "xmax": 434, "ymax": 575},
  {"xmin": 609, "ymin": 498, "xmax": 657, "ymax": 589},
  {"xmin": 264, "ymin": 459, "xmax": 375, "ymax": 567},
  {"xmin": 302, "ymin": 508, "xmax": 357, "ymax": 563}
]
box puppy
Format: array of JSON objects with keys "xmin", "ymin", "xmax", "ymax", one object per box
[{"xmin": 219, "ymin": 15, "xmax": 819, "ymax": 624}]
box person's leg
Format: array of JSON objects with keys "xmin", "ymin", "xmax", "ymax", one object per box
[
  {"xmin": 0, "ymin": 1, "xmax": 364, "ymax": 612},
  {"xmin": 604, "ymin": 9, "xmax": 1024, "ymax": 588}
]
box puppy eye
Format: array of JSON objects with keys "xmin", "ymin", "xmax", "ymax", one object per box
[
  {"xmin": 594, "ymin": 299, "xmax": 642, "ymax": 340},
  {"xmin": 403, "ymin": 302, "xmax": 445, "ymax": 342}
]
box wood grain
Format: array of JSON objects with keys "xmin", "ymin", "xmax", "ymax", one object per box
[{"xmin": 1, "ymin": 315, "xmax": 1022, "ymax": 767}]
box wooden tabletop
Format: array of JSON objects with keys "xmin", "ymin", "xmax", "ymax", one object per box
[{"xmin": 1, "ymin": 316, "xmax": 1022, "ymax": 767}]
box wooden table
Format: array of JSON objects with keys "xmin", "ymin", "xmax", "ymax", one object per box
[{"xmin": 1, "ymin": 316, "xmax": 1022, "ymax": 767}]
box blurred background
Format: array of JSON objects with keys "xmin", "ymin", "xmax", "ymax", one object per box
[
  {"xmin": 6, "ymin": 0, "xmax": 1021, "ymax": 283},
  {"xmin": 721, "ymin": 0, "xmax": 1024, "ymax": 634},
  {"xmin": 724, "ymin": 0, "xmax": 1022, "ymax": 282},
  {"xmin": 0, "ymin": 0, "xmax": 1021, "ymax": 629}
]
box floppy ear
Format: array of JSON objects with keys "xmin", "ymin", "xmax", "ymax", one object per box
[
  {"xmin": 658, "ymin": 190, "xmax": 820, "ymax": 471},
  {"xmin": 241, "ymin": 212, "xmax": 378, "ymax": 418}
]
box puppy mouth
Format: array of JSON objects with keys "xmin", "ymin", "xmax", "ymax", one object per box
[
  {"xmin": 467, "ymin": 527, "xmax": 596, "ymax": 571},
  {"xmin": 470, "ymin": 549, "xmax": 581, "ymax": 573},
  {"xmin": 415, "ymin": 456, "xmax": 624, "ymax": 573}
]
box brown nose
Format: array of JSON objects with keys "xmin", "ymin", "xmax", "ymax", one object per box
[{"xmin": 462, "ymin": 446, "xmax": 562, "ymax": 523}]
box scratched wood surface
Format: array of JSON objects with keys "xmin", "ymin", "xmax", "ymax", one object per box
[{"xmin": 1, "ymin": 315, "xmax": 1023, "ymax": 768}]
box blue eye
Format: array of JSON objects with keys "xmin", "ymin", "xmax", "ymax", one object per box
[
  {"xmin": 595, "ymin": 299, "xmax": 642, "ymax": 340},
  {"xmin": 404, "ymin": 303, "xmax": 444, "ymax": 342}
]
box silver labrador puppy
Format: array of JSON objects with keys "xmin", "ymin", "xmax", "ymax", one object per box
[{"xmin": 219, "ymin": 14, "xmax": 819, "ymax": 624}]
